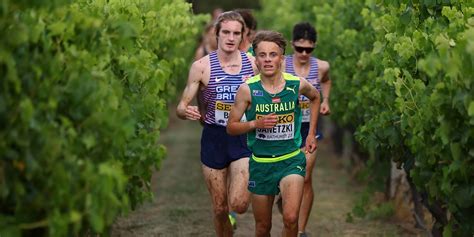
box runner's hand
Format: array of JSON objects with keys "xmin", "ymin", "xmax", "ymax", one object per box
[
  {"xmin": 185, "ymin": 106, "xmax": 201, "ymax": 120},
  {"xmin": 254, "ymin": 113, "xmax": 278, "ymax": 129},
  {"xmin": 305, "ymin": 135, "xmax": 317, "ymax": 154},
  {"xmin": 320, "ymin": 101, "xmax": 331, "ymax": 115}
]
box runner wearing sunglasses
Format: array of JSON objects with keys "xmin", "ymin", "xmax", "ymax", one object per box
[{"xmin": 282, "ymin": 22, "xmax": 332, "ymax": 237}]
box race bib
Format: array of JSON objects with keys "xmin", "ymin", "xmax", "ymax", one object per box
[
  {"xmin": 255, "ymin": 113, "xmax": 295, "ymax": 140},
  {"xmin": 300, "ymin": 100, "xmax": 310, "ymax": 123},
  {"xmin": 214, "ymin": 101, "xmax": 246, "ymax": 126}
]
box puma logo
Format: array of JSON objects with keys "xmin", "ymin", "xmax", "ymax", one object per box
[
  {"xmin": 215, "ymin": 76, "xmax": 227, "ymax": 82},
  {"xmin": 286, "ymin": 86, "xmax": 296, "ymax": 94},
  {"xmin": 296, "ymin": 165, "xmax": 304, "ymax": 172}
]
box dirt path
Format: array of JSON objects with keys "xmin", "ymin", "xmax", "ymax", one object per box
[{"xmin": 111, "ymin": 112, "xmax": 419, "ymax": 237}]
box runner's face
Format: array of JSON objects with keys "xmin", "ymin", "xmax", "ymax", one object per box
[
  {"xmin": 217, "ymin": 20, "xmax": 243, "ymax": 53},
  {"xmin": 292, "ymin": 39, "xmax": 315, "ymax": 64},
  {"xmin": 255, "ymin": 41, "xmax": 284, "ymax": 77}
]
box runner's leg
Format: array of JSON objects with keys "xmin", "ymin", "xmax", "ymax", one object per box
[
  {"xmin": 227, "ymin": 157, "xmax": 251, "ymax": 214},
  {"xmin": 202, "ymin": 164, "xmax": 233, "ymax": 237},
  {"xmin": 280, "ymin": 174, "xmax": 304, "ymax": 237},
  {"xmin": 298, "ymin": 150, "xmax": 317, "ymax": 233},
  {"xmin": 252, "ymin": 194, "xmax": 274, "ymax": 237}
]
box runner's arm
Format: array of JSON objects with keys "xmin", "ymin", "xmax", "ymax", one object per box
[
  {"xmin": 300, "ymin": 77, "xmax": 320, "ymax": 153},
  {"xmin": 176, "ymin": 60, "xmax": 204, "ymax": 120},
  {"xmin": 227, "ymin": 84, "xmax": 253, "ymax": 135},
  {"xmin": 319, "ymin": 61, "xmax": 331, "ymax": 115},
  {"xmin": 227, "ymin": 84, "xmax": 277, "ymax": 135}
]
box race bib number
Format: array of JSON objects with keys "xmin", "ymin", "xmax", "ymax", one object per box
[
  {"xmin": 255, "ymin": 113, "xmax": 295, "ymax": 140},
  {"xmin": 300, "ymin": 100, "xmax": 310, "ymax": 123},
  {"xmin": 214, "ymin": 101, "xmax": 246, "ymax": 126}
]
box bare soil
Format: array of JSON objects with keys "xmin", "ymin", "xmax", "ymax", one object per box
[{"xmin": 111, "ymin": 111, "xmax": 425, "ymax": 237}]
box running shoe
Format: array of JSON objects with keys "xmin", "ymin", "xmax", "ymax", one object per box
[{"xmin": 228, "ymin": 211, "xmax": 237, "ymax": 230}]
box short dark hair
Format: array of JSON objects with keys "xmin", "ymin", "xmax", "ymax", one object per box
[
  {"xmin": 292, "ymin": 22, "xmax": 317, "ymax": 42},
  {"xmin": 214, "ymin": 11, "xmax": 245, "ymax": 40},
  {"xmin": 252, "ymin": 30, "xmax": 286, "ymax": 55},
  {"xmin": 235, "ymin": 9, "xmax": 257, "ymax": 36}
]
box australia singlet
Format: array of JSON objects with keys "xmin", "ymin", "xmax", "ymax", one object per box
[
  {"xmin": 245, "ymin": 73, "xmax": 303, "ymax": 158},
  {"xmin": 202, "ymin": 51, "xmax": 254, "ymax": 126},
  {"xmin": 285, "ymin": 55, "xmax": 320, "ymax": 123}
]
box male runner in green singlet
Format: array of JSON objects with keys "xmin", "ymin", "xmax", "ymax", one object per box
[
  {"xmin": 283, "ymin": 22, "xmax": 332, "ymax": 237},
  {"xmin": 227, "ymin": 31, "xmax": 320, "ymax": 237}
]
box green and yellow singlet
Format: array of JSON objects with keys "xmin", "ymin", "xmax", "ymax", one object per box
[{"xmin": 245, "ymin": 73, "xmax": 302, "ymax": 161}]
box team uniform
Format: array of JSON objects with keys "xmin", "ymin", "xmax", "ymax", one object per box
[
  {"xmin": 285, "ymin": 55, "xmax": 323, "ymax": 147},
  {"xmin": 200, "ymin": 51, "xmax": 254, "ymax": 169},
  {"xmin": 246, "ymin": 46, "xmax": 255, "ymax": 57},
  {"xmin": 245, "ymin": 73, "xmax": 306, "ymax": 195}
]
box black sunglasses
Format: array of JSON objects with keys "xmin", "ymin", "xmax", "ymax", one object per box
[{"xmin": 293, "ymin": 45, "xmax": 314, "ymax": 54}]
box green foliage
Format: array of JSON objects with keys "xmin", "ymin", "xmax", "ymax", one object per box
[
  {"xmin": 0, "ymin": 0, "xmax": 205, "ymax": 236},
  {"xmin": 256, "ymin": 0, "xmax": 318, "ymax": 52},
  {"xmin": 258, "ymin": 0, "xmax": 474, "ymax": 234},
  {"xmin": 187, "ymin": 0, "xmax": 261, "ymax": 15},
  {"xmin": 351, "ymin": 155, "xmax": 393, "ymax": 220},
  {"xmin": 351, "ymin": 191, "xmax": 395, "ymax": 220}
]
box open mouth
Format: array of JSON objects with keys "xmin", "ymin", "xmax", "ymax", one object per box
[{"xmin": 263, "ymin": 65, "xmax": 274, "ymax": 70}]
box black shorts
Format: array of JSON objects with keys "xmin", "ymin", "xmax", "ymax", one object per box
[
  {"xmin": 300, "ymin": 120, "xmax": 323, "ymax": 148},
  {"xmin": 201, "ymin": 124, "xmax": 251, "ymax": 169}
]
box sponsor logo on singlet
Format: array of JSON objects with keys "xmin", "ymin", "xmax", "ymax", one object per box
[
  {"xmin": 254, "ymin": 101, "xmax": 296, "ymax": 141},
  {"xmin": 286, "ymin": 86, "xmax": 296, "ymax": 94},
  {"xmin": 256, "ymin": 112, "xmax": 295, "ymax": 140},
  {"xmin": 215, "ymin": 76, "xmax": 227, "ymax": 83}
]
